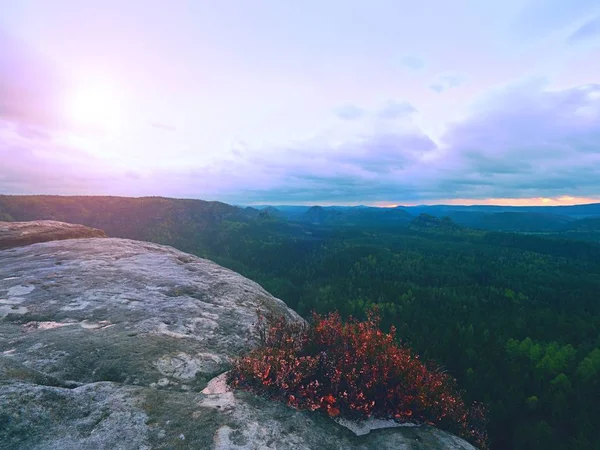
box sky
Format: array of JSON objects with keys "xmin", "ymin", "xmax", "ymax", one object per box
[{"xmin": 1, "ymin": 0, "xmax": 600, "ymax": 206}]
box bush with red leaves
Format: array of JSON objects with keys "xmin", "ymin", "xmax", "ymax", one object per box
[{"xmin": 227, "ymin": 309, "xmax": 488, "ymax": 449}]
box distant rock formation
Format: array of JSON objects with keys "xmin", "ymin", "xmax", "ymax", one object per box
[
  {"xmin": 300, "ymin": 205, "xmax": 412, "ymax": 226},
  {"xmin": 0, "ymin": 221, "xmax": 476, "ymax": 449},
  {"xmin": 409, "ymin": 214, "xmax": 463, "ymax": 232},
  {"xmin": 0, "ymin": 220, "xmax": 106, "ymax": 250}
]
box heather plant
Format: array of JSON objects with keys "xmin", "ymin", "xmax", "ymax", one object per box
[{"xmin": 228, "ymin": 308, "xmax": 488, "ymax": 449}]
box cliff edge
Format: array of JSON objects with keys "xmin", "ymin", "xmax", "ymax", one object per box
[{"xmin": 0, "ymin": 221, "xmax": 476, "ymax": 449}]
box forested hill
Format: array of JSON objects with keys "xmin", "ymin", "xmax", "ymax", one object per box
[
  {"xmin": 0, "ymin": 195, "xmax": 255, "ymax": 250},
  {"xmin": 300, "ymin": 205, "xmax": 413, "ymax": 226},
  {"xmin": 1, "ymin": 194, "xmax": 600, "ymax": 449},
  {"xmin": 4, "ymin": 195, "xmax": 600, "ymax": 236},
  {"xmin": 251, "ymin": 202, "xmax": 600, "ymax": 238},
  {"xmin": 251, "ymin": 202, "xmax": 600, "ymax": 219}
]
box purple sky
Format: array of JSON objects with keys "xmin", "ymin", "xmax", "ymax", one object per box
[{"xmin": 1, "ymin": 1, "xmax": 600, "ymax": 205}]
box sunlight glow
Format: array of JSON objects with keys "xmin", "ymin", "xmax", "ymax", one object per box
[
  {"xmin": 67, "ymin": 84, "xmax": 124, "ymax": 132},
  {"xmin": 433, "ymin": 197, "xmax": 600, "ymax": 206},
  {"xmin": 369, "ymin": 196, "xmax": 600, "ymax": 207}
]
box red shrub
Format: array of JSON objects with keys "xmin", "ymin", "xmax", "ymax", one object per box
[{"xmin": 228, "ymin": 309, "xmax": 488, "ymax": 449}]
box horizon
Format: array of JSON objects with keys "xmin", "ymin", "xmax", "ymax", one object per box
[
  {"xmin": 3, "ymin": 192, "xmax": 600, "ymax": 209},
  {"xmin": 1, "ymin": 2, "xmax": 600, "ymax": 205}
]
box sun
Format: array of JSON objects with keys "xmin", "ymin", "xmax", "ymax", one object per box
[{"xmin": 67, "ymin": 85, "xmax": 123, "ymax": 132}]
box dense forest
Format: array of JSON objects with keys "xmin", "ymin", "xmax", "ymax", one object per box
[{"xmin": 1, "ymin": 195, "xmax": 600, "ymax": 450}]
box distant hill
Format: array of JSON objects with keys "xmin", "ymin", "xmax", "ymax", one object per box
[
  {"xmin": 408, "ymin": 213, "xmax": 464, "ymax": 233},
  {"xmin": 259, "ymin": 202, "xmax": 600, "ymax": 219},
  {"xmin": 299, "ymin": 205, "xmax": 412, "ymax": 227},
  {"xmin": 5, "ymin": 195, "xmax": 600, "ymax": 237},
  {"xmin": 249, "ymin": 205, "xmax": 311, "ymax": 219},
  {"xmin": 440, "ymin": 211, "xmax": 574, "ymax": 232},
  {"xmin": 243, "ymin": 206, "xmax": 262, "ymax": 218},
  {"xmin": 301, "ymin": 205, "xmax": 335, "ymax": 224},
  {"xmin": 561, "ymin": 216, "xmax": 600, "ymax": 231},
  {"xmin": 249, "ymin": 202, "xmax": 600, "ymax": 232},
  {"xmin": 260, "ymin": 206, "xmax": 286, "ymax": 219},
  {"xmin": 0, "ymin": 195, "xmax": 256, "ymax": 252},
  {"xmin": 406, "ymin": 203, "xmax": 600, "ymax": 219}
]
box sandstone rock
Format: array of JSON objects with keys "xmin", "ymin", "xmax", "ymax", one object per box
[
  {"xmin": 0, "ymin": 220, "xmax": 107, "ymax": 250},
  {"xmin": 0, "ymin": 237, "xmax": 300, "ymax": 386},
  {"xmin": 0, "ymin": 222, "xmax": 477, "ymax": 449}
]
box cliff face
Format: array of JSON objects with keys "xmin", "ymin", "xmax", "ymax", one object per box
[{"xmin": 0, "ymin": 221, "xmax": 476, "ymax": 450}]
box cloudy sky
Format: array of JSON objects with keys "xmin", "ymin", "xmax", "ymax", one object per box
[{"xmin": 1, "ymin": 1, "xmax": 600, "ymax": 205}]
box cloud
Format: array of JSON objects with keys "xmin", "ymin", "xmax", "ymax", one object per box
[
  {"xmin": 150, "ymin": 121, "xmax": 177, "ymax": 131},
  {"xmin": 345, "ymin": 133, "xmax": 436, "ymax": 172},
  {"xmin": 429, "ymin": 74, "xmax": 466, "ymax": 93},
  {"xmin": 398, "ymin": 56, "xmax": 425, "ymax": 71},
  {"xmin": 219, "ymin": 80, "xmax": 600, "ymax": 204},
  {"xmin": 2, "ymin": 74, "xmax": 599, "ymax": 205},
  {"xmin": 13, "ymin": 124, "xmax": 52, "ymax": 141},
  {"xmin": 334, "ymin": 101, "xmax": 417, "ymax": 123},
  {"xmin": 0, "ymin": 30, "xmax": 68, "ymax": 131},
  {"xmin": 210, "ymin": 128, "xmax": 441, "ymax": 204},
  {"xmin": 568, "ymin": 15, "xmax": 600, "ymax": 43},
  {"xmin": 334, "ymin": 104, "xmax": 366, "ymax": 121},
  {"xmin": 0, "ymin": 131, "xmax": 118, "ymax": 195},
  {"xmin": 438, "ymin": 81, "xmax": 600, "ymax": 198},
  {"xmin": 376, "ymin": 101, "xmax": 417, "ymax": 120},
  {"xmin": 511, "ymin": 0, "xmax": 600, "ymax": 40}
]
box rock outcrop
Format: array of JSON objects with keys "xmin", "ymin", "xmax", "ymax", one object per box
[
  {"xmin": 0, "ymin": 220, "xmax": 107, "ymax": 250},
  {"xmin": 0, "ymin": 222, "xmax": 477, "ymax": 449}
]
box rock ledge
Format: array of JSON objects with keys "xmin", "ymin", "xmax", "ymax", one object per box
[{"xmin": 0, "ymin": 220, "xmax": 106, "ymax": 250}]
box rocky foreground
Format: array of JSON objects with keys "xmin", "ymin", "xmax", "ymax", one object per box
[
  {"xmin": 0, "ymin": 221, "xmax": 476, "ymax": 449},
  {"xmin": 0, "ymin": 220, "xmax": 106, "ymax": 250}
]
